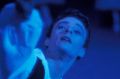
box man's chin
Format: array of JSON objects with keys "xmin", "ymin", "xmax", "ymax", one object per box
[{"xmin": 57, "ymin": 43, "xmax": 72, "ymax": 52}]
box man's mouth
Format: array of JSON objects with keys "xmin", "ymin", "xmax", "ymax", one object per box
[{"xmin": 60, "ymin": 36, "xmax": 71, "ymax": 43}]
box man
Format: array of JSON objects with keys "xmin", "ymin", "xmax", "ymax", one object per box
[{"xmin": 42, "ymin": 9, "xmax": 90, "ymax": 79}]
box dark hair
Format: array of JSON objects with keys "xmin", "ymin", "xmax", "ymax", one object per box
[{"xmin": 47, "ymin": 9, "xmax": 90, "ymax": 48}]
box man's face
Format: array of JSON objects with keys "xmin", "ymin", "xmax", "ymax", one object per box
[{"xmin": 47, "ymin": 17, "xmax": 87, "ymax": 57}]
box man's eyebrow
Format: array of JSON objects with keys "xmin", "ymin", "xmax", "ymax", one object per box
[
  {"xmin": 56, "ymin": 21, "xmax": 68, "ymax": 25},
  {"xmin": 75, "ymin": 23, "xmax": 85, "ymax": 32},
  {"xmin": 58, "ymin": 21, "xmax": 84, "ymax": 29},
  {"xmin": 56, "ymin": 21, "xmax": 85, "ymax": 33},
  {"xmin": 76, "ymin": 23, "xmax": 84, "ymax": 28}
]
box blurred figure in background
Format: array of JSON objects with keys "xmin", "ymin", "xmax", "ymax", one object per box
[
  {"xmin": 95, "ymin": 0, "xmax": 120, "ymax": 33},
  {"xmin": 0, "ymin": 0, "xmax": 49, "ymax": 78}
]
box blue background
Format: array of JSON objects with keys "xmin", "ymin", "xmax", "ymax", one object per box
[{"xmin": 0, "ymin": 0, "xmax": 120, "ymax": 79}]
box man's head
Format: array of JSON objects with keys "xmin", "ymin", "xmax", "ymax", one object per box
[{"xmin": 45, "ymin": 9, "xmax": 90, "ymax": 58}]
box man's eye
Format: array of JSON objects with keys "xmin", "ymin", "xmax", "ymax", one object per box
[
  {"xmin": 57, "ymin": 25, "xmax": 64, "ymax": 29},
  {"xmin": 74, "ymin": 30, "xmax": 81, "ymax": 35}
]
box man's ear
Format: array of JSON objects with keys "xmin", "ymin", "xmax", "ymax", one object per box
[{"xmin": 78, "ymin": 48, "xmax": 86, "ymax": 58}]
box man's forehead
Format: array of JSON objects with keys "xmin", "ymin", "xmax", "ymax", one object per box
[
  {"xmin": 54, "ymin": 17, "xmax": 86, "ymax": 32},
  {"xmin": 54, "ymin": 16, "xmax": 88, "ymax": 39},
  {"xmin": 56, "ymin": 17, "xmax": 84, "ymax": 27}
]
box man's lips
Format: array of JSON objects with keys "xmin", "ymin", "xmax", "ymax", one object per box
[{"xmin": 60, "ymin": 36, "xmax": 72, "ymax": 43}]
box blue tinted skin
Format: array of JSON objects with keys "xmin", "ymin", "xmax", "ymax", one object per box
[{"xmin": 45, "ymin": 17, "xmax": 87, "ymax": 78}]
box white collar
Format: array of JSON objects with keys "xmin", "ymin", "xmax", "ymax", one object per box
[{"xmin": 9, "ymin": 48, "xmax": 51, "ymax": 79}]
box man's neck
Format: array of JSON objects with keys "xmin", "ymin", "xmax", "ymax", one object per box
[
  {"xmin": 45, "ymin": 48, "xmax": 76, "ymax": 78},
  {"xmin": 45, "ymin": 47, "xmax": 69, "ymax": 60}
]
